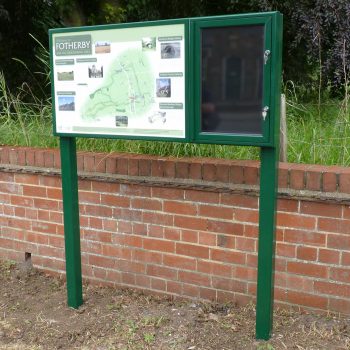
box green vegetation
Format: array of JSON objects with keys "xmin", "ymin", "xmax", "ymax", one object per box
[
  {"xmin": 1, "ymin": 68, "xmax": 350, "ymax": 166},
  {"xmin": 0, "ymin": 1, "xmax": 349, "ymax": 166}
]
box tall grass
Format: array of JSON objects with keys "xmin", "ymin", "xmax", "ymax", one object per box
[{"xmin": 1, "ymin": 49, "xmax": 350, "ymax": 165}]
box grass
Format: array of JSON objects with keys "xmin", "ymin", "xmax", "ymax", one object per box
[{"xmin": 1, "ymin": 66, "xmax": 350, "ymax": 165}]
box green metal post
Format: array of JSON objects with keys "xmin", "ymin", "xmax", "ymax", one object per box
[
  {"xmin": 60, "ymin": 136, "xmax": 83, "ymax": 308},
  {"xmin": 256, "ymin": 146, "xmax": 279, "ymax": 339}
]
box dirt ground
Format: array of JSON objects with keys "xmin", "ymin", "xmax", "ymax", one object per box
[{"xmin": 0, "ymin": 260, "xmax": 349, "ymax": 350}]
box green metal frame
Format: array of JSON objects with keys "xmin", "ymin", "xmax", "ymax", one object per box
[
  {"xmin": 192, "ymin": 13, "xmax": 275, "ymax": 146},
  {"xmin": 51, "ymin": 11, "xmax": 282, "ymax": 341}
]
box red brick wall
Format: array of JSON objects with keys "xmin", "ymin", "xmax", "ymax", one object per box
[{"xmin": 1, "ymin": 146, "xmax": 350, "ymax": 313}]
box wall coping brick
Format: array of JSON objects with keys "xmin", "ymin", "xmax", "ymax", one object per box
[{"xmin": 1, "ymin": 146, "xmax": 350, "ymax": 204}]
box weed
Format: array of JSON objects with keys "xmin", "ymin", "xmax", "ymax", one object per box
[{"xmin": 143, "ymin": 332, "xmax": 155, "ymax": 343}]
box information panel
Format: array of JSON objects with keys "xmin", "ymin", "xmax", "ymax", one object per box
[{"xmin": 50, "ymin": 23, "xmax": 187, "ymax": 139}]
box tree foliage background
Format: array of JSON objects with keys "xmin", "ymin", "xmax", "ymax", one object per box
[{"xmin": 0, "ymin": 0, "xmax": 349, "ymax": 98}]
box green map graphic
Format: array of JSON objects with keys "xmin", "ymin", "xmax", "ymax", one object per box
[{"xmin": 81, "ymin": 49, "xmax": 155, "ymax": 120}]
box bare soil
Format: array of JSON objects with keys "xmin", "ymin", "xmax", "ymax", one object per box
[{"xmin": 0, "ymin": 260, "xmax": 349, "ymax": 350}]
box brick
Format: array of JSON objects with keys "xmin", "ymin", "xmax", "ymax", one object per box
[
  {"xmin": 277, "ymin": 199, "xmax": 298, "ymax": 213},
  {"xmin": 234, "ymin": 266, "xmax": 257, "ymax": 281},
  {"xmin": 39, "ymin": 176, "xmax": 61, "ymax": 188},
  {"xmin": 342, "ymin": 252, "xmax": 350, "ymax": 266},
  {"xmin": 176, "ymin": 243, "xmax": 209, "ymax": 259},
  {"xmin": 147, "ymin": 265, "xmax": 177, "ymax": 279},
  {"xmin": 105, "ymin": 157, "xmax": 117, "ymax": 173},
  {"xmin": 14, "ymin": 174, "xmax": 38, "ymax": 185},
  {"xmin": 164, "ymin": 201, "xmax": 197, "ymax": 215},
  {"xmin": 216, "ymin": 164, "xmax": 230, "ymax": 183},
  {"xmin": 176, "ymin": 161, "xmax": 189, "ymax": 179},
  {"xmin": 79, "ymin": 191, "xmax": 100, "ymax": 204},
  {"xmin": 91, "ymin": 181, "xmax": 119, "ymax": 193},
  {"xmin": 200, "ymin": 287, "xmax": 216, "ymax": 301},
  {"xmin": 189, "ymin": 162, "xmax": 202, "ymax": 180},
  {"xmin": 234, "ymin": 208, "xmax": 259, "ymax": 224},
  {"xmin": 287, "ymin": 261, "xmax": 328, "ymax": 279},
  {"xmin": 314, "ymin": 281, "xmax": 350, "ymax": 297},
  {"xmin": 244, "ymin": 225, "xmax": 259, "ymax": 238},
  {"xmin": 199, "ymin": 231, "xmax": 217, "ymax": 246},
  {"xmin": 152, "ymin": 187, "xmax": 184, "ymax": 200},
  {"xmin": 244, "ymin": 166, "xmax": 259, "ymax": 185},
  {"xmin": 217, "ymin": 234, "xmax": 234, "ymax": 249},
  {"xmin": 235, "ymin": 237, "xmax": 256, "ymax": 252},
  {"xmin": 10, "ymin": 195, "xmax": 33, "ymax": 207},
  {"xmin": 139, "ymin": 159, "xmax": 151, "ymax": 176},
  {"xmin": 0, "ymin": 183, "xmax": 21, "ymax": 194},
  {"xmin": 212, "ymin": 277, "xmax": 246, "ymax": 293},
  {"xmin": 132, "ymin": 198, "xmax": 162, "ymax": 211},
  {"xmin": 120, "ymin": 184, "xmax": 151, "ymax": 197},
  {"xmin": 182, "ymin": 284, "xmax": 200, "ymax": 298},
  {"xmin": 132, "ymin": 250, "xmax": 162, "ymax": 264},
  {"xmin": 329, "ymin": 267, "xmax": 350, "ymax": 283},
  {"xmin": 116, "ymin": 157, "xmax": 128, "ymax": 175},
  {"xmin": 284, "ymin": 229, "xmax": 325, "ymax": 246},
  {"xmin": 23, "ymin": 185, "xmax": 46, "ymax": 198},
  {"xmin": 174, "ymin": 216, "xmax": 206, "ymax": 231},
  {"xmin": 221, "ymin": 193, "xmax": 258, "ymax": 209},
  {"xmin": 276, "ymin": 243, "xmax": 296, "ymax": 258},
  {"xmin": 278, "ymin": 166, "xmax": 289, "ymax": 188},
  {"xmin": 211, "ymin": 248, "xmax": 245, "ymax": 264},
  {"xmin": 286, "ymin": 275, "xmax": 313, "ymax": 293},
  {"xmin": 277, "ymin": 213, "xmax": 316, "ymax": 230},
  {"xmin": 128, "ymin": 158, "xmax": 138, "ymax": 176},
  {"xmin": 319, "ymin": 218, "xmax": 350, "ymax": 235},
  {"xmin": 287, "ymin": 291, "xmax": 327, "ymax": 310},
  {"xmin": 32, "ymin": 221, "xmax": 57, "ymax": 234},
  {"xmin": 327, "ymin": 234, "xmax": 350, "ymax": 250},
  {"xmin": 296, "ymin": 246, "xmax": 317, "ymax": 261},
  {"xmin": 182, "ymin": 230, "xmax": 198, "ymax": 243},
  {"xmin": 132, "ymin": 222, "xmax": 147, "ymax": 236},
  {"xmin": 117, "ymin": 260, "xmax": 145, "ymax": 274},
  {"xmin": 143, "ymin": 238, "xmax": 175, "ymax": 253},
  {"xmin": 339, "ymin": 173, "xmax": 350, "ymax": 194},
  {"xmin": 185, "ymin": 190, "xmax": 219, "ymax": 204},
  {"xmin": 163, "ymin": 160, "xmax": 176, "ymax": 178},
  {"xmin": 229, "ymin": 165, "xmax": 244, "ymax": 184},
  {"xmin": 197, "ymin": 260, "xmax": 232, "ymax": 277},
  {"xmin": 151, "ymin": 278, "xmax": 166, "ymax": 291},
  {"xmin": 319, "ymin": 249, "xmax": 339, "ymax": 264},
  {"xmin": 323, "ymin": 171, "xmax": 337, "ymax": 192},
  {"xmin": 329, "ymin": 299, "xmax": 350, "ymax": 314},
  {"xmin": 164, "ymin": 227, "xmax": 181, "ymax": 241},
  {"xmin": 179, "ymin": 271, "xmax": 211, "ymax": 287},
  {"xmin": 117, "ymin": 221, "xmax": 133, "ymax": 234},
  {"xmin": 121, "ymin": 272, "xmax": 136, "ymax": 285},
  {"xmin": 143, "ymin": 212, "xmax": 173, "ymax": 226},
  {"xmin": 300, "ymin": 202, "xmax": 341, "ymax": 218},
  {"xmin": 167, "ymin": 281, "xmax": 182, "ymax": 294},
  {"xmin": 83, "ymin": 204, "xmax": 113, "ymax": 217},
  {"xmin": 289, "ymin": 169, "xmax": 305, "ymax": 190},
  {"xmin": 202, "ymin": 163, "xmax": 216, "ymax": 182},
  {"xmin": 199, "ymin": 204, "xmax": 233, "ymax": 220},
  {"xmin": 147, "ymin": 225, "xmax": 164, "ymax": 238},
  {"xmin": 305, "ymin": 170, "xmax": 322, "ymax": 191},
  {"xmin": 135, "ymin": 275, "xmax": 150, "ymax": 288},
  {"xmin": 151, "ymin": 159, "xmax": 164, "ymax": 177},
  {"xmin": 163, "ymin": 254, "xmax": 196, "ymax": 270},
  {"xmin": 101, "ymin": 194, "xmax": 130, "ymax": 208},
  {"xmin": 26, "ymin": 232, "xmax": 49, "ymax": 245},
  {"xmin": 207, "ymin": 221, "xmax": 244, "ymax": 236}
]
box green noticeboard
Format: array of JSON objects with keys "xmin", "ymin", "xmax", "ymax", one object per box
[
  {"xmin": 50, "ymin": 12, "xmax": 282, "ymax": 146},
  {"xmin": 50, "ymin": 11, "xmax": 282, "ymax": 342}
]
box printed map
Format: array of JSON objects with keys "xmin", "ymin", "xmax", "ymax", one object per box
[{"xmin": 81, "ymin": 49, "xmax": 155, "ymax": 120}]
